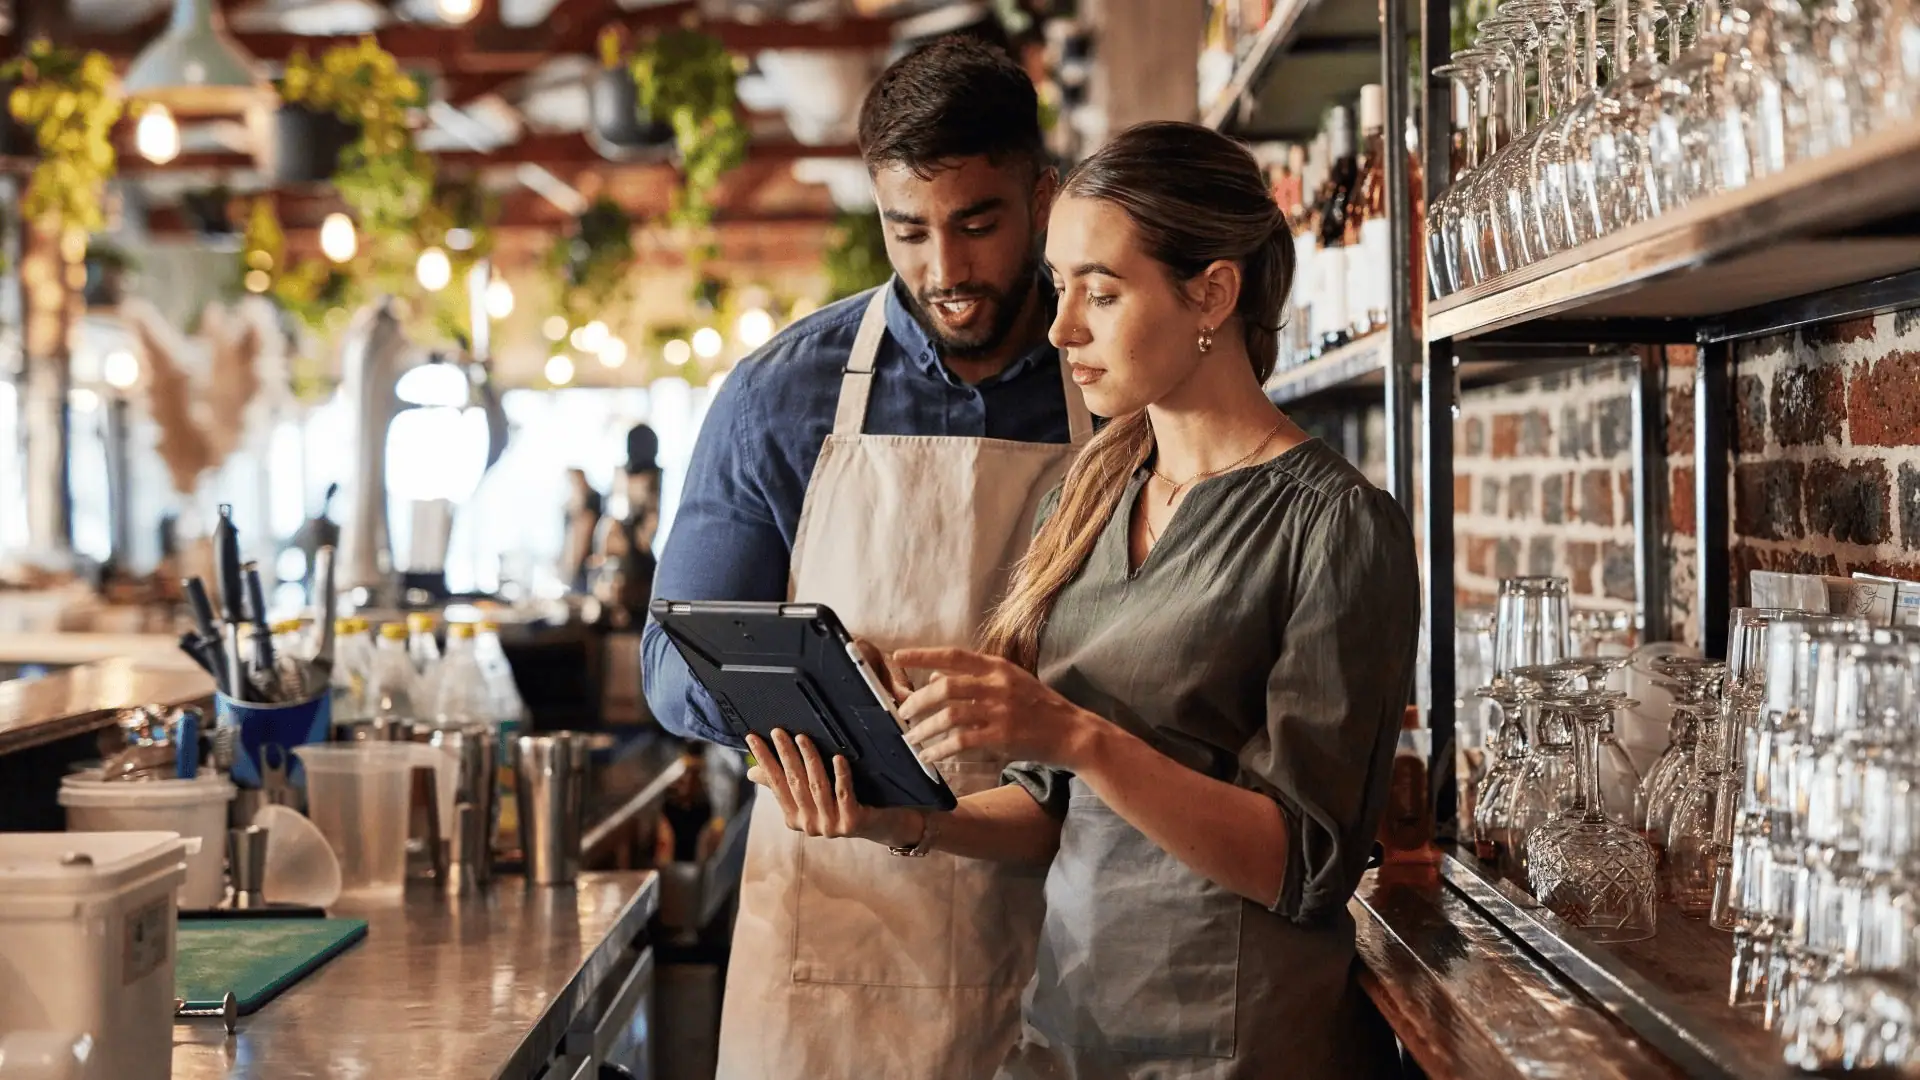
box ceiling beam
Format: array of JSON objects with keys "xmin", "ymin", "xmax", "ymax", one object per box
[
  {"xmin": 145, "ymin": 203, "xmax": 835, "ymax": 237},
  {"xmin": 16, "ymin": 7, "xmax": 894, "ymax": 70},
  {"xmin": 110, "ymin": 133, "xmax": 858, "ymax": 175}
]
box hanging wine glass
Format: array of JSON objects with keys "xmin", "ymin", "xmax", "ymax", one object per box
[
  {"xmin": 1431, "ymin": 48, "xmax": 1505, "ymax": 296},
  {"xmin": 1527, "ymin": 695, "xmax": 1659, "ymax": 942}
]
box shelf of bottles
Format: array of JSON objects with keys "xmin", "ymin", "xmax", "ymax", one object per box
[
  {"xmin": 1199, "ymin": 0, "xmax": 1296, "ymax": 129},
  {"xmin": 1423, "ymin": 0, "xmax": 1920, "ymax": 344},
  {"xmin": 1266, "ymin": 85, "xmax": 1425, "ymax": 389}
]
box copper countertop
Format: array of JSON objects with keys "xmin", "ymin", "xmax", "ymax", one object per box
[{"xmin": 173, "ymin": 871, "xmax": 658, "ymax": 1080}]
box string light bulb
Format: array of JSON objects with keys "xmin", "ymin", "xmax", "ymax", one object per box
[
  {"xmin": 663, "ymin": 339, "xmax": 692, "ymax": 367},
  {"xmin": 545, "ymin": 355, "xmax": 575, "ymax": 386},
  {"xmin": 436, "ymin": 0, "xmax": 480, "ymax": 23},
  {"xmin": 135, "ymin": 105, "xmax": 180, "ymax": 164},
  {"xmin": 485, "ymin": 279, "xmax": 514, "ymax": 320},
  {"xmin": 416, "ymin": 247, "xmax": 452, "ymax": 292},
  {"xmin": 319, "ymin": 213, "xmax": 357, "ymax": 263},
  {"xmin": 736, "ymin": 308, "xmax": 775, "ymax": 349},
  {"xmin": 692, "ymin": 327, "xmax": 723, "ymax": 359}
]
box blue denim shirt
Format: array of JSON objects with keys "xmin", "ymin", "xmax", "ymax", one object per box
[{"xmin": 641, "ymin": 280, "xmax": 1072, "ymax": 747}]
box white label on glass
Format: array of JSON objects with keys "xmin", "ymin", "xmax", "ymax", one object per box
[{"xmin": 1360, "ymin": 218, "xmax": 1392, "ymax": 329}]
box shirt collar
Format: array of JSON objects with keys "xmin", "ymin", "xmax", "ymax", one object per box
[{"xmin": 881, "ymin": 277, "xmax": 1058, "ymax": 389}]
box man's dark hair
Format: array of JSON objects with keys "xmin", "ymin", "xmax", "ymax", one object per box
[{"xmin": 857, "ymin": 35, "xmax": 1045, "ymax": 179}]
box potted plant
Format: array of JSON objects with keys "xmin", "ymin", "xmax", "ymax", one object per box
[
  {"xmin": 82, "ymin": 240, "xmax": 138, "ymax": 309},
  {"xmin": 589, "ymin": 27, "xmax": 675, "ymax": 161},
  {"xmin": 0, "ymin": 41, "xmax": 123, "ymax": 248},
  {"xmin": 276, "ymin": 38, "xmax": 433, "ymax": 240},
  {"xmin": 270, "ymin": 96, "xmax": 357, "ymax": 184},
  {"xmin": 630, "ymin": 28, "xmax": 750, "ymax": 226},
  {"xmin": 546, "ymin": 196, "xmax": 637, "ymax": 324}
]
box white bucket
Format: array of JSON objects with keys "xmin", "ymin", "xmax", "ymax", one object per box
[
  {"xmin": 0, "ymin": 832, "xmax": 189, "ymax": 1080},
  {"xmin": 59, "ymin": 770, "xmax": 235, "ymax": 910}
]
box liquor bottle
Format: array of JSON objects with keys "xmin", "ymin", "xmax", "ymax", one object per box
[
  {"xmin": 1290, "ymin": 135, "xmax": 1325, "ymax": 368},
  {"xmin": 1345, "ymin": 84, "xmax": 1389, "ymax": 339},
  {"xmin": 1314, "ymin": 105, "xmax": 1358, "ymax": 355},
  {"xmin": 1198, "ymin": 0, "xmax": 1235, "ymax": 111}
]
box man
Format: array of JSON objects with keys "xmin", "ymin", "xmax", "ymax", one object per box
[{"xmin": 641, "ymin": 35, "xmax": 1092, "ymax": 1080}]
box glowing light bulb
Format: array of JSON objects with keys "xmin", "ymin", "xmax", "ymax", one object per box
[
  {"xmin": 320, "ymin": 213, "xmax": 357, "ymax": 263},
  {"xmin": 597, "ymin": 339, "xmax": 629, "ymax": 368},
  {"xmin": 437, "ymin": 0, "xmax": 479, "ymax": 21},
  {"xmin": 485, "ymin": 279, "xmax": 514, "ymax": 320},
  {"xmin": 542, "ymin": 315, "xmax": 569, "ymax": 342},
  {"xmin": 416, "ymin": 247, "xmax": 452, "ymax": 292},
  {"xmin": 103, "ymin": 350, "xmax": 139, "ymax": 390},
  {"xmin": 692, "ymin": 327, "xmax": 723, "ymax": 359},
  {"xmin": 663, "ymin": 339, "xmax": 692, "ymax": 367},
  {"xmin": 244, "ymin": 270, "xmax": 271, "ymax": 293},
  {"xmin": 736, "ymin": 308, "xmax": 775, "ymax": 349},
  {"xmin": 135, "ymin": 105, "xmax": 180, "ymax": 165},
  {"xmin": 579, "ymin": 320, "xmax": 609, "ymax": 352},
  {"xmin": 545, "ymin": 355, "xmax": 575, "ymax": 386}
]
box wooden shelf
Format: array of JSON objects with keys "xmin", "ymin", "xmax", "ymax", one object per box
[
  {"xmin": 1427, "ymin": 117, "xmax": 1920, "ymax": 342},
  {"xmin": 1200, "ymin": 0, "xmax": 1322, "ymax": 131},
  {"xmin": 1266, "ymin": 332, "xmax": 1388, "ymax": 404}
]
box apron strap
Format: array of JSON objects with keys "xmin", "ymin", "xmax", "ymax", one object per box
[
  {"xmin": 832, "ymin": 287, "xmax": 893, "ymax": 436},
  {"xmin": 833, "ymin": 281, "xmax": 1096, "ymax": 445}
]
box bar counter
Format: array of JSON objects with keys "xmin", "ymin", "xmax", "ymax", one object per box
[
  {"xmin": 1351, "ymin": 852, "xmax": 1794, "ymax": 1080},
  {"xmin": 173, "ymin": 871, "xmax": 658, "ymax": 1080},
  {"xmin": 0, "ymin": 656, "xmax": 214, "ymax": 755}
]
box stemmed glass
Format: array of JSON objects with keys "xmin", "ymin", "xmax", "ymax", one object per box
[
  {"xmin": 1527, "ymin": 693, "xmax": 1660, "ymax": 942},
  {"xmin": 1430, "ymin": 49, "xmax": 1505, "ymax": 296},
  {"xmin": 1487, "ymin": 2, "xmax": 1570, "ymax": 271},
  {"xmin": 1474, "ymin": 679, "xmax": 1536, "ymax": 864}
]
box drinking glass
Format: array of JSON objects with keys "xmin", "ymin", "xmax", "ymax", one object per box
[
  {"xmin": 1473, "ymin": 680, "xmax": 1536, "ymax": 863},
  {"xmin": 1431, "ymin": 50, "xmax": 1504, "ymax": 296},
  {"xmin": 1495, "ymin": 576, "xmax": 1574, "ymax": 678},
  {"xmin": 1526, "ymin": 694, "xmax": 1659, "ymax": 941}
]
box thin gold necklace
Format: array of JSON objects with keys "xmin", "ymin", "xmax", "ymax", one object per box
[{"xmin": 1147, "ymin": 420, "xmax": 1286, "ymax": 509}]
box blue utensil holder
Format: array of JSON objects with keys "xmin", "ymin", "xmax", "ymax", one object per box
[{"xmin": 216, "ymin": 692, "xmax": 332, "ymax": 789}]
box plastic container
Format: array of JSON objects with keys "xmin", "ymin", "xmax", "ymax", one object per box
[
  {"xmin": 59, "ymin": 769, "xmax": 235, "ymax": 909},
  {"xmin": 252, "ymin": 804, "xmax": 342, "ymax": 908},
  {"xmin": 0, "ymin": 832, "xmax": 190, "ymax": 1080},
  {"xmin": 293, "ymin": 743, "xmax": 433, "ymax": 899}
]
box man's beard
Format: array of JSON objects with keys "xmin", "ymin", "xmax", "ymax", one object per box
[{"xmin": 905, "ymin": 253, "xmax": 1041, "ymax": 360}]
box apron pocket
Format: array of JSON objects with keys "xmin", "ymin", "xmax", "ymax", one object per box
[
  {"xmin": 1025, "ymin": 789, "xmax": 1242, "ymax": 1059},
  {"xmin": 790, "ymin": 760, "xmax": 1042, "ymax": 990}
]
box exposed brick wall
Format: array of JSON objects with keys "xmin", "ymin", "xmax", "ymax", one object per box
[
  {"xmin": 1725, "ymin": 310, "xmax": 1920, "ymax": 591},
  {"xmin": 1450, "ymin": 360, "xmax": 1645, "ymax": 622},
  {"xmin": 1297, "ymin": 310, "xmax": 1920, "ymax": 653}
]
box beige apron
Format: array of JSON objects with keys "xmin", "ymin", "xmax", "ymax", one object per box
[{"xmin": 715, "ymin": 286, "xmax": 1093, "ymax": 1080}]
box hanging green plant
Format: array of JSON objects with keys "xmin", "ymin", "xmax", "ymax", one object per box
[
  {"xmin": 823, "ymin": 209, "xmax": 892, "ymax": 302},
  {"xmin": 238, "ymin": 196, "xmax": 360, "ymax": 337},
  {"xmin": 630, "ymin": 28, "xmax": 750, "ymax": 228},
  {"xmin": 545, "ymin": 196, "xmax": 638, "ymax": 325},
  {"xmin": 0, "ymin": 40, "xmax": 124, "ymax": 248},
  {"xmin": 414, "ymin": 178, "xmax": 500, "ymax": 344},
  {"xmin": 281, "ymin": 38, "xmax": 435, "ymax": 282}
]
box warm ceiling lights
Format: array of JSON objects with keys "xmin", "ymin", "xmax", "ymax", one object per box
[
  {"xmin": 691, "ymin": 327, "xmax": 723, "ymax": 359},
  {"xmin": 103, "ymin": 350, "xmax": 141, "ymax": 390},
  {"xmin": 597, "ymin": 339, "xmax": 629, "ymax": 368},
  {"xmin": 545, "ymin": 355, "xmax": 576, "ymax": 386},
  {"xmin": 319, "ymin": 214, "xmax": 357, "ymax": 263},
  {"xmin": 736, "ymin": 308, "xmax": 775, "ymax": 349},
  {"xmin": 135, "ymin": 106, "xmax": 181, "ymax": 165},
  {"xmin": 485, "ymin": 279, "xmax": 515, "ymax": 320},
  {"xmin": 416, "ymin": 247, "xmax": 452, "ymax": 293},
  {"xmin": 663, "ymin": 339, "xmax": 692, "ymax": 367},
  {"xmin": 542, "ymin": 316, "xmax": 569, "ymax": 342},
  {"xmin": 436, "ymin": 0, "xmax": 481, "ymax": 24}
]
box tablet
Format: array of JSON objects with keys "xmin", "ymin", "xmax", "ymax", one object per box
[{"xmin": 650, "ymin": 599, "xmax": 957, "ymax": 811}]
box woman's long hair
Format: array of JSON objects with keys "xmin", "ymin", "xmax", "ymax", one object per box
[{"xmin": 979, "ymin": 122, "xmax": 1296, "ymax": 670}]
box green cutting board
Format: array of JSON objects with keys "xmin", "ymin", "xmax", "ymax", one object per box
[{"xmin": 175, "ymin": 919, "xmax": 368, "ymax": 1014}]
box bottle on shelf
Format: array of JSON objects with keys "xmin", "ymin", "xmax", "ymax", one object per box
[
  {"xmin": 330, "ymin": 616, "xmax": 374, "ymax": 725},
  {"xmin": 1198, "ymin": 0, "xmax": 1236, "ymax": 111},
  {"xmin": 407, "ymin": 611, "xmax": 443, "ymax": 710},
  {"xmin": 1313, "ymin": 105, "xmax": 1358, "ymax": 356},
  {"xmin": 1346, "ymin": 84, "xmax": 1390, "ymax": 340},
  {"xmin": 1289, "ymin": 134, "xmax": 1328, "ymax": 370},
  {"xmin": 367, "ymin": 623, "xmax": 418, "ymax": 739},
  {"xmin": 432, "ymin": 623, "xmax": 494, "ymax": 728}
]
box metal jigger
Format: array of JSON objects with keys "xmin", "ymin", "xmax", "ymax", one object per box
[{"xmin": 228, "ymin": 825, "xmax": 270, "ymax": 909}]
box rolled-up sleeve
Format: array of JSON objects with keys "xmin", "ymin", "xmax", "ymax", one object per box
[
  {"xmin": 642, "ymin": 366, "xmax": 791, "ymax": 749},
  {"xmin": 1002, "ymin": 761, "xmax": 1073, "ymax": 819},
  {"xmin": 1239, "ymin": 486, "xmax": 1421, "ymax": 923}
]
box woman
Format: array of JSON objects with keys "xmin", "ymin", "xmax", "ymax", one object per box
[{"xmin": 747, "ymin": 121, "xmax": 1422, "ymax": 1079}]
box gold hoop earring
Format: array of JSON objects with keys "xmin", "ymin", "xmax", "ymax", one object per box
[{"xmin": 1197, "ymin": 326, "xmax": 1215, "ymax": 354}]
